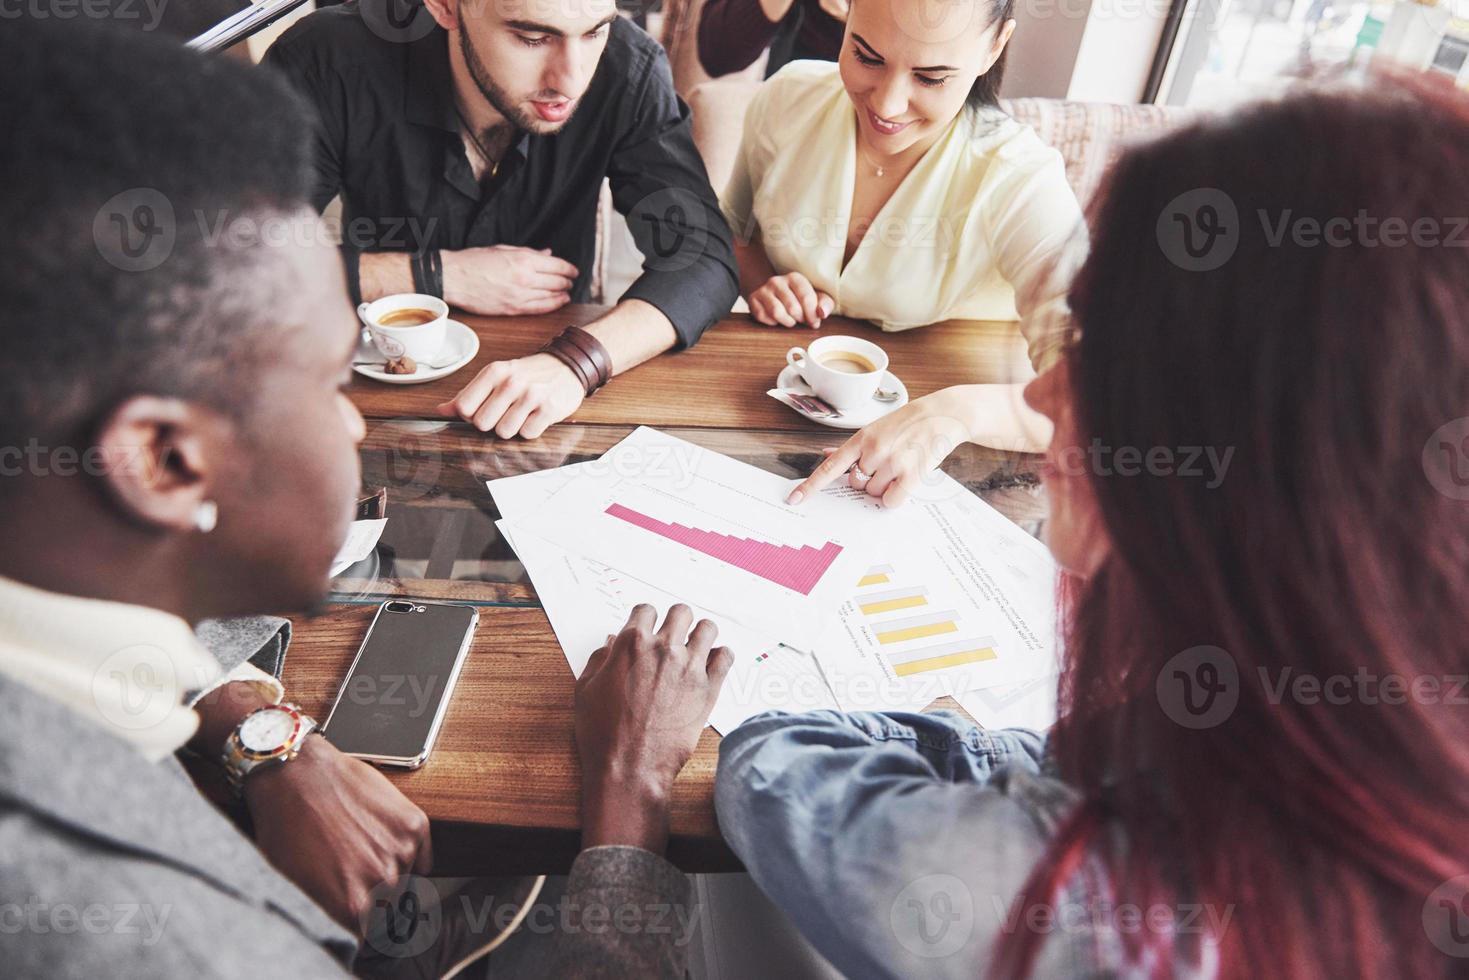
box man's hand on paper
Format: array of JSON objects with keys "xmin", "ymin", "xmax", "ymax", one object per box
[
  {"xmin": 787, "ymin": 389, "xmax": 976, "ymax": 508},
  {"xmin": 575, "ymin": 604, "xmax": 733, "ymax": 853}
]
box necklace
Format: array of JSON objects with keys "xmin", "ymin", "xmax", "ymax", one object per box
[
  {"xmin": 855, "ymin": 139, "xmax": 894, "ymax": 178},
  {"xmin": 454, "ymin": 101, "xmax": 503, "ymax": 179}
]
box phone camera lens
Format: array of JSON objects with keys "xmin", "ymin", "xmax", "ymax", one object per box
[{"xmin": 385, "ymin": 600, "xmax": 415, "ymax": 613}]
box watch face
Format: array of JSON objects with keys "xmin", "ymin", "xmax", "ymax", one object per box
[{"xmin": 239, "ymin": 707, "xmax": 298, "ymax": 753}]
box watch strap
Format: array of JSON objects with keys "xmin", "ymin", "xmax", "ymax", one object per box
[{"xmin": 222, "ymin": 703, "xmax": 318, "ymax": 796}]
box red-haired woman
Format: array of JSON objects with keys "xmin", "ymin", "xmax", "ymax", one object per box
[{"xmin": 714, "ymin": 73, "xmax": 1469, "ymax": 979}]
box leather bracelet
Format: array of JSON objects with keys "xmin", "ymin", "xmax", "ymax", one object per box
[
  {"xmin": 542, "ymin": 338, "xmax": 594, "ymax": 394},
  {"xmin": 560, "ymin": 325, "xmax": 612, "ymax": 390},
  {"xmin": 540, "ymin": 326, "xmax": 613, "ymax": 397}
]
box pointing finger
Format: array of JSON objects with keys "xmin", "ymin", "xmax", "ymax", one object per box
[{"xmin": 788, "ymin": 437, "xmax": 863, "ymax": 504}]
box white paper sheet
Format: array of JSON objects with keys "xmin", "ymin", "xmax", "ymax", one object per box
[
  {"xmin": 487, "ymin": 427, "xmax": 1062, "ymax": 731},
  {"xmin": 800, "ymin": 476, "xmax": 1061, "ymax": 704},
  {"xmin": 496, "ymin": 522, "xmax": 841, "ymax": 735},
  {"xmin": 508, "ymin": 428, "xmax": 883, "ymax": 648},
  {"xmin": 953, "ymin": 674, "xmax": 1059, "ymax": 732},
  {"xmin": 330, "ymin": 519, "xmax": 387, "ymax": 577}
]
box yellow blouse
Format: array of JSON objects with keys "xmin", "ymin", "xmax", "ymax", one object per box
[{"xmin": 722, "ymin": 61, "xmax": 1087, "ymax": 370}]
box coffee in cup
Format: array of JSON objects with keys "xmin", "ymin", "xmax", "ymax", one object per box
[
  {"xmin": 358, "ymin": 293, "xmax": 449, "ymax": 363},
  {"xmin": 375, "ymin": 307, "xmax": 439, "ymax": 328},
  {"xmin": 786, "ymin": 335, "xmax": 889, "ymax": 410},
  {"xmin": 816, "ymin": 352, "xmax": 880, "ymax": 375}
]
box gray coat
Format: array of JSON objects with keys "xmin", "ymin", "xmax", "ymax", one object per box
[
  {"xmin": 0, "ymin": 634, "xmax": 694, "ymax": 979},
  {"xmin": 0, "ymin": 672, "xmax": 358, "ymax": 978}
]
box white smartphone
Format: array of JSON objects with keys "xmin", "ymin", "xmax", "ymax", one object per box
[{"xmin": 320, "ymin": 599, "xmax": 477, "ymax": 769}]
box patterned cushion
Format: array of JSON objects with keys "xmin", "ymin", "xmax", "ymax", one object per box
[{"xmin": 1000, "ymin": 97, "xmax": 1205, "ymax": 208}]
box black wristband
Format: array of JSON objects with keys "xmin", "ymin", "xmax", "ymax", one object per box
[
  {"xmin": 410, "ymin": 248, "xmax": 444, "ymax": 299},
  {"xmin": 342, "ymin": 246, "xmax": 363, "ymax": 306}
]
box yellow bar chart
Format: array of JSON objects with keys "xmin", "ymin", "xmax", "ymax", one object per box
[{"xmin": 856, "ymin": 564, "xmax": 1002, "ymax": 678}]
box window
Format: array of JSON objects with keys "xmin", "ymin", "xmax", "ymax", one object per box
[{"xmin": 1152, "ymin": 0, "xmax": 1469, "ymax": 108}]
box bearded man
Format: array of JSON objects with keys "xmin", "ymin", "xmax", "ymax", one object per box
[{"xmin": 266, "ymin": 0, "xmax": 739, "ymax": 438}]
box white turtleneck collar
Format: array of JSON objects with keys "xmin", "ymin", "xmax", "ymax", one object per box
[{"xmin": 0, "ymin": 574, "xmax": 223, "ymax": 762}]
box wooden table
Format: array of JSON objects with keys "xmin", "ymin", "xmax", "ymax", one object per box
[
  {"xmin": 282, "ymin": 309, "xmax": 1044, "ymax": 874},
  {"xmin": 347, "ymin": 305, "xmax": 1036, "ymax": 428}
]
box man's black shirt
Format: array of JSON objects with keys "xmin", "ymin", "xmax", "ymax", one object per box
[{"xmin": 265, "ymin": 6, "xmax": 738, "ymax": 346}]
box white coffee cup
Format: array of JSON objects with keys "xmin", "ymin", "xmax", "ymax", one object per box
[
  {"xmin": 358, "ymin": 293, "xmax": 448, "ymax": 362},
  {"xmin": 786, "ymin": 335, "xmax": 889, "ymax": 410}
]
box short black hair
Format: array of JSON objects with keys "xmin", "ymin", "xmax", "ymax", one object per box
[{"xmin": 0, "ymin": 18, "xmax": 318, "ymax": 450}]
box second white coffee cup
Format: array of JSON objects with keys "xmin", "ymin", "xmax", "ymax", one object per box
[{"xmin": 786, "ymin": 335, "xmax": 889, "ymax": 411}]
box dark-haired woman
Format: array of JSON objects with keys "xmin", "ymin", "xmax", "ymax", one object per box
[
  {"xmin": 718, "ymin": 72, "xmax": 1469, "ymax": 979},
  {"xmin": 724, "ymin": 0, "xmax": 1085, "ymax": 460}
]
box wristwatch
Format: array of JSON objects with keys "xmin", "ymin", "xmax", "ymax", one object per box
[{"xmin": 221, "ymin": 702, "xmax": 319, "ymax": 795}]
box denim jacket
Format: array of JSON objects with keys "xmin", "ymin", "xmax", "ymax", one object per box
[{"xmin": 716, "ymin": 710, "xmax": 1218, "ymax": 979}]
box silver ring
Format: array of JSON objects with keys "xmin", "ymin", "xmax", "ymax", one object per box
[{"xmin": 851, "ymin": 464, "xmax": 872, "ymax": 485}]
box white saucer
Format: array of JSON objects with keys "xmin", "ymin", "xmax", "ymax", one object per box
[
  {"xmin": 353, "ymin": 319, "xmax": 480, "ymax": 385},
  {"xmin": 770, "ymin": 364, "xmax": 909, "ymax": 430}
]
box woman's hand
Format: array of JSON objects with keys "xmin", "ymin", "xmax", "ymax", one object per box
[
  {"xmin": 575, "ymin": 604, "xmax": 733, "ymax": 853},
  {"xmin": 787, "ymin": 388, "xmax": 978, "ymax": 508},
  {"xmin": 749, "ymin": 272, "xmax": 834, "ymax": 329}
]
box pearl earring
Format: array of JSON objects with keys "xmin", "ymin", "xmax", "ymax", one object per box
[{"xmin": 193, "ymin": 500, "xmax": 218, "ymax": 534}]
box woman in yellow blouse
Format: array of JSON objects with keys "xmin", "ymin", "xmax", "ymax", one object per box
[{"xmin": 723, "ymin": 0, "xmax": 1087, "ymax": 502}]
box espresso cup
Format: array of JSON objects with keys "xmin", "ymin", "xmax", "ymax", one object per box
[
  {"xmin": 358, "ymin": 293, "xmax": 449, "ymax": 362},
  {"xmin": 786, "ymin": 335, "xmax": 889, "ymax": 410}
]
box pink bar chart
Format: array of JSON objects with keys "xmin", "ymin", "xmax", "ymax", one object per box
[{"xmin": 604, "ymin": 502, "xmax": 843, "ymax": 596}]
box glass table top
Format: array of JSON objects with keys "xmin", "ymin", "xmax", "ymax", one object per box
[{"xmin": 329, "ymin": 421, "xmax": 1048, "ymax": 607}]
